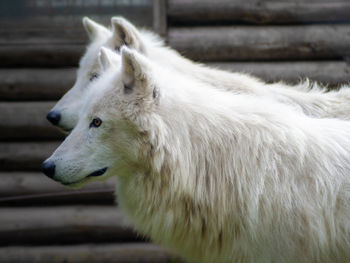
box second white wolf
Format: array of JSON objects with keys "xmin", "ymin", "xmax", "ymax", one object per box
[{"xmin": 47, "ymin": 17, "xmax": 350, "ymax": 131}]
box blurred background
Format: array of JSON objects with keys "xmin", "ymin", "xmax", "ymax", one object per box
[{"xmin": 0, "ymin": 0, "xmax": 349, "ymax": 262}]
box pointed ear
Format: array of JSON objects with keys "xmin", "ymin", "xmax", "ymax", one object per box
[
  {"xmin": 121, "ymin": 47, "xmax": 152, "ymax": 96},
  {"xmin": 110, "ymin": 17, "xmax": 144, "ymax": 52},
  {"xmin": 82, "ymin": 17, "xmax": 110, "ymax": 41},
  {"xmin": 98, "ymin": 47, "xmax": 121, "ymax": 72},
  {"xmin": 98, "ymin": 47, "xmax": 113, "ymax": 71}
]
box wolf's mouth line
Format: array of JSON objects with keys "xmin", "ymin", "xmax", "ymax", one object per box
[
  {"xmin": 62, "ymin": 127, "xmax": 73, "ymax": 133},
  {"xmin": 87, "ymin": 167, "xmax": 108, "ymax": 177},
  {"xmin": 61, "ymin": 167, "xmax": 108, "ymax": 186}
]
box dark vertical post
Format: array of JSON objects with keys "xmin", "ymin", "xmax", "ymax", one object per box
[{"xmin": 153, "ymin": 0, "xmax": 167, "ymax": 39}]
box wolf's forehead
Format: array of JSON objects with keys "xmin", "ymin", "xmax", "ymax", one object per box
[
  {"xmin": 79, "ymin": 37, "xmax": 110, "ymax": 74},
  {"xmin": 79, "ymin": 48, "xmax": 99, "ymax": 73},
  {"xmin": 90, "ymin": 85, "xmax": 121, "ymax": 115}
]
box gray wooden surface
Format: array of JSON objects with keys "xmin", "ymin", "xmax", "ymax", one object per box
[
  {"xmin": 0, "ymin": 244, "xmax": 184, "ymax": 263},
  {"xmin": 0, "ymin": 206, "xmax": 139, "ymax": 245},
  {"xmin": 169, "ymin": 25, "xmax": 350, "ymax": 61},
  {"xmin": 0, "ymin": 69, "xmax": 74, "ymax": 100},
  {"xmin": 0, "ymin": 173, "xmax": 115, "ymax": 205},
  {"xmin": 168, "ymin": 0, "xmax": 350, "ymax": 24}
]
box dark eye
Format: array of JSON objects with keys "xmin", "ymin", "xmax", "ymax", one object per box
[
  {"xmin": 90, "ymin": 117, "xmax": 102, "ymax": 128},
  {"xmin": 89, "ymin": 73, "xmax": 99, "ymax": 82}
]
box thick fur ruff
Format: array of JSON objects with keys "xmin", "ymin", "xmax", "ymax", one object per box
[{"xmin": 109, "ymin": 52, "xmax": 350, "ymax": 263}]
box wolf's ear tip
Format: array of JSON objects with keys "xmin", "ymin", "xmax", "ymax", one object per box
[
  {"xmin": 121, "ymin": 47, "xmax": 135, "ymax": 64},
  {"xmin": 111, "ymin": 16, "xmax": 126, "ymax": 23},
  {"xmin": 122, "ymin": 47, "xmax": 136, "ymax": 61},
  {"xmin": 111, "ymin": 17, "xmax": 122, "ymax": 26},
  {"xmin": 82, "ymin": 16, "xmax": 90, "ymax": 24}
]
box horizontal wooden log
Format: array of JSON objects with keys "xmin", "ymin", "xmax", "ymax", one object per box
[
  {"xmin": 0, "ymin": 172, "xmax": 115, "ymax": 197},
  {"xmin": 0, "ymin": 206, "xmax": 142, "ymax": 245},
  {"xmin": 0, "ymin": 68, "xmax": 74, "ymax": 100},
  {"xmin": 168, "ymin": 0, "xmax": 350, "ymax": 25},
  {"xmin": 0, "ymin": 29, "xmax": 87, "ymax": 46},
  {"xmin": 209, "ymin": 61, "xmax": 350, "ymax": 86},
  {"xmin": 168, "ymin": 25, "xmax": 350, "ymax": 61},
  {"xmin": 0, "ymin": 44, "xmax": 84, "ymax": 67},
  {"xmin": 0, "ymin": 141, "xmax": 60, "ymax": 171},
  {"xmin": 0, "ymin": 244, "xmax": 184, "ymax": 263},
  {"xmin": 0, "ymin": 172, "xmax": 115, "ymax": 205},
  {"xmin": 0, "ymin": 102, "xmax": 64, "ymax": 140}
]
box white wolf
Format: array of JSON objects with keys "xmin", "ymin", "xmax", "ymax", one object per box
[
  {"xmin": 47, "ymin": 17, "xmax": 350, "ymax": 131},
  {"xmin": 43, "ymin": 47, "xmax": 350, "ymax": 263}
]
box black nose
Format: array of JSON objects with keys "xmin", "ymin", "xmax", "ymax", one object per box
[
  {"xmin": 46, "ymin": 111, "xmax": 61, "ymax": 125},
  {"xmin": 41, "ymin": 160, "xmax": 56, "ymax": 178}
]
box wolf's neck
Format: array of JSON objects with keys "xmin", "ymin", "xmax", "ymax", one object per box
[
  {"xmin": 115, "ymin": 161, "xmax": 238, "ymax": 262},
  {"xmin": 144, "ymin": 41, "xmax": 265, "ymax": 94},
  {"xmin": 144, "ymin": 38, "xmax": 350, "ymax": 120}
]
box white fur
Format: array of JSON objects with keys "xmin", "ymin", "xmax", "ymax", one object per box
[
  {"xmin": 49, "ymin": 17, "xmax": 350, "ymax": 131},
  {"xmin": 49, "ymin": 18, "xmax": 114, "ymax": 131},
  {"xmin": 135, "ymin": 27, "xmax": 350, "ymax": 120},
  {"xmin": 46, "ymin": 48, "xmax": 350, "ymax": 263}
]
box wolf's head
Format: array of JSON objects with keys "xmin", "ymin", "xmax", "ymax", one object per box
[
  {"xmin": 47, "ymin": 17, "xmax": 151, "ymax": 132},
  {"xmin": 47, "ymin": 18, "xmax": 112, "ymax": 131},
  {"xmin": 42, "ymin": 47, "xmax": 160, "ymax": 187}
]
